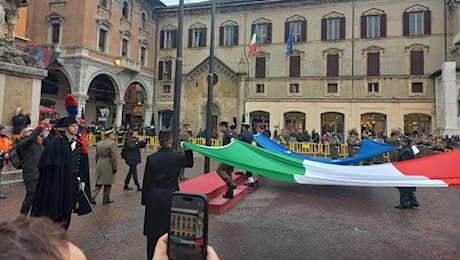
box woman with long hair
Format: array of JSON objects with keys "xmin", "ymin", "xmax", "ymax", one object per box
[{"xmin": 122, "ymin": 130, "xmax": 146, "ymax": 191}]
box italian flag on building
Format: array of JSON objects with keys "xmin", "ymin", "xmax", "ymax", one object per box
[{"xmin": 248, "ymin": 27, "xmax": 258, "ymax": 57}]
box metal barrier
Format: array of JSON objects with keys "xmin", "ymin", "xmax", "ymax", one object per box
[{"xmin": 339, "ymin": 144, "xmax": 349, "ymax": 158}]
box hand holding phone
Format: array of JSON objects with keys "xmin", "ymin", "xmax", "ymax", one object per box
[
  {"xmin": 167, "ymin": 192, "xmax": 209, "ymax": 260},
  {"xmin": 154, "ymin": 234, "xmax": 219, "ymax": 260}
]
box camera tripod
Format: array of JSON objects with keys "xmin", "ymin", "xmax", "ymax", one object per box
[{"xmin": 77, "ymin": 177, "xmax": 106, "ymax": 238}]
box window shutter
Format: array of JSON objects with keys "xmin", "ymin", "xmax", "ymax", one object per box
[
  {"xmin": 219, "ymin": 26, "xmax": 224, "ymax": 46},
  {"xmin": 251, "ymin": 24, "xmax": 255, "ymax": 38},
  {"xmin": 202, "ymin": 28, "xmax": 207, "ymax": 47},
  {"xmin": 285, "ymin": 21, "xmax": 290, "ymax": 43},
  {"xmin": 188, "ymin": 28, "xmax": 193, "ymax": 47},
  {"xmin": 410, "ymin": 50, "xmax": 424, "ymax": 75},
  {"xmin": 327, "ymin": 54, "xmax": 339, "ymax": 77},
  {"xmin": 267, "ymin": 23, "xmax": 272, "ymax": 44},
  {"xmin": 255, "ymin": 57, "xmax": 266, "ymax": 78},
  {"xmin": 360, "ymin": 16, "xmax": 366, "ymax": 39},
  {"xmin": 424, "ymin": 10, "xmax": 431, "ymax": 35},
  {"xmin": 301, "ymin": 20, "xmax": 307, "ymax": 42},
  {"xmin": 339, "ymin": 17, "xmax": 345, "ymax": 40},
  {"xmin": 321, "ymin": 18, "xmax": 327, "ymax": 41},
  {"xmin": 167, "ymin": 61, "xmax": 172, "ymax": 79},
  {"xmin": 122, "ymin": 39, "xmax": 128, "ymax": 55},
  {"xmin": 380, "ymin": 14, "xmax": 387, "ymax": 37},
  {"xmin": 289, "ymin": 56, "xmax": 301, "ymax": 78},
  {"xmin": 173, "ymin": 30, "xmax": 177, "ymax": 48},
  {"xmin": 160, "ymin": 30, "xmax": 164, "ymax": 49},
  {"xmin": 234, "ymin": 25, "xmax": 239, "ymax": 45},
  {"xmin": 367, "ymin": 52, "xmax": 380, "ymax": 76},
  {"xmin": 403, "ymin": 12, "xmax": 409, "ymax": 36},
  {"xmin": 52, "ymin": 24, "xmax": 60, "ymax": 43},
  {"xmin": 99, "ymin": 30, "xmax": 105, "ymax": 48},
  {"xmin": 158, "ymin": 61, "xmax": 163, "ymax": 80}
]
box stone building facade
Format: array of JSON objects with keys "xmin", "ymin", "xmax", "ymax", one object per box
[
  {"xmin": 155, "ymin": 0, "xmax": 460, "ymax": 139},
  {"xmin": 25, "ymin": 0, "xmax": 162, "ymax": 127}
]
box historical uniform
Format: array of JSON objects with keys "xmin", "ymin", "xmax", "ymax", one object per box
[
  {"xmin": 395, "ymin": 135, "xmax": 418, "ymax": 209},
  {"xmin": 31, "ymin": 117, "xmax": 91, "ymax": 230},
  {"xmin": 91, "ymin": 128, "xmax": 118, "ymax": 204},
  {"xmin": 216, "ymin": 121, "xmax": 237, "ymax": 198},
  {"xmin": 142, "ymin": 130, "xmax": 193, "ymax": 259}
]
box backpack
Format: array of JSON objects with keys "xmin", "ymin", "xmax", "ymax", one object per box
[{"xmin": 9, "ymin": 144, "xmax": 22, "ymax": 169}]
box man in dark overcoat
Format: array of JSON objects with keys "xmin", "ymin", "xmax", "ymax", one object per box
[
  {"xmin": 31, "ymin": 116, "xmax": 91, "ymax": 230},
  {"xmin": 141, "ymin": 130, "xmax": 194, "ymax": 260}
]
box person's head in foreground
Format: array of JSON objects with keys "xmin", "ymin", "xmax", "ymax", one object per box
[{"xmin": 0, "ymin": 215, "xmax": 87, "ymax": 260}]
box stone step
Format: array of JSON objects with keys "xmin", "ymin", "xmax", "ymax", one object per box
[{"xmin": 0, "ymin": 169, "xmax": 23, "ymax": 188}]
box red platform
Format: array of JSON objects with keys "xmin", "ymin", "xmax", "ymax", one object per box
[{"xmin": 179, "ymin": 171, "xmax": 259, "ymax": 215}]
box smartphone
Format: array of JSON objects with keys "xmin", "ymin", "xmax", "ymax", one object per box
[{"xmin": 168, "ymin": 192, "xmax": 208, "ymax": 260}]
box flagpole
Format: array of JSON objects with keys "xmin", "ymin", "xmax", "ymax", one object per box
[
  {"xmin": 204, "ymin": 0, "xmax": 216, "ymax": 173},
  {"xmin": 172, "ymin": 0, "xmax": 185, "ymax": 150}
]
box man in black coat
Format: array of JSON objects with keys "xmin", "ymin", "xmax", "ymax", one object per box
[
  {"xmin": 395, "ymin": 135, "xmax": 419, "ymax": 209},
  {"xmin": 141, "ymin": 130, "xmax": 193, "ymax": 260},
  {"xmin": 31, "ymin": 116, "xmax": 92, "ymax": 230}
]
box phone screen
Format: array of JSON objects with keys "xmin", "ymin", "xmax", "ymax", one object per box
[{"xmin": 168, "ymin": 192, "xmax": 208, "ymax": 260}]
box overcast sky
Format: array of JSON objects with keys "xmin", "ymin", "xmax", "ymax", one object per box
[{"xmin": 161, "ymin": 0, "xmax": 206, "ymax": 6}]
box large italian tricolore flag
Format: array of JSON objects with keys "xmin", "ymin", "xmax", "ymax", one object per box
[{"xmin": 183, "ymin": 139, "xmax": 460, "ymax": 187}]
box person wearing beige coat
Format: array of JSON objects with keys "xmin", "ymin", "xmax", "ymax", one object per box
[{"xmin": 91, "ymin": 129, "xmax": 118, "ymax": 204}]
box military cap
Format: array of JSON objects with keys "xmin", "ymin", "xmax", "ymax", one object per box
[
  {"xmin": 400, "ymin": 134, "xmax": 412, "ymax": 143},
  {"xmin": 104, "ymin": 128, "xmax": 115, "ymax": 135},
  {"xmin": 219, "ymin": 121, "xmax": 229, "ymax": 127}
]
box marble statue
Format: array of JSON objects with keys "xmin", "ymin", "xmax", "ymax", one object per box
[{"xmin": 0, "ymin": 0, "xmax": 29, "ymax": 40}]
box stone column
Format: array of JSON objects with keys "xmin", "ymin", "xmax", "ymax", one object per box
[
  {"xmin": 72, "ymin": 93, "xmax": 89, "ymax": 119},
  {"xmin": 144, "ymin": 104, "xmax": 153, "ymax": 127},
  {"xmin": 115, "ymin": 100, "xmax": 124, "ymax": 128},
  {"xmin": 439, "ymin": 62, "xmax": 459, "ymax": 135}
]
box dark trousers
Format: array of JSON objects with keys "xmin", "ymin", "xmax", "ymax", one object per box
[
  {"xmin": 147, "ymin": 235, "xmax": 158, "ymax": 260},
  {"xmin": 397, "ymin": 187, "xmax": 417, "ymax": 205},
  {"xmin": 56, "ymin": 210, "xmax": 72, "ymax": 231},
  {"xmin": 124, "ymin": 163, "xmax": 140, "ymax": 186},
  {"xmin": 20, "ymin": 180, "xmax": 38, "ymax": 215}
]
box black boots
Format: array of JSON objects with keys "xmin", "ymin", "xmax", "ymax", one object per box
[
  {"xmin": 123, "ymin": 184, "xmax": 133, "ymax": 190},
  {"xmin": 137, "ymin": 185, "xmax": 142, "ymax": 191},
  {"xmin": 222, "ymin": 182, "xmax": 236, "ymax": 199}
]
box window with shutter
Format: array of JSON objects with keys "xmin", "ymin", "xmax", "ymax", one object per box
[
  {"xmin": 289, "ymin": 56, "xmax": 300, "ymax": 78},
  {"xmin": 140, "ymin": 47, "xmax": 146, "ymax": 66},
  {"xmin": 122, "ymin": 2, "xmax": 129, "ymax": 19},
  {"xmin": 255, "ymin": 57, "xmax": 266, "ymax": 78},
  {"xmin": 98, "ymin": 30, "xmax": 106, "ymax": 51},
  {"xmin": 121, "ymin": 39, "xmax": 128, "ymax": 57},
  {"xmin": 327, "ymin": 18, "xmax": 340, "ymax": 40},
  {"xmin": 410, "ymin": 50, "xmax": 424, "ymax": 75},
  {"xmin": 366, "ymin": 15, "xmax": 380, "ymax": 38},
  {"xmin": 327, "ymin": 54, "xmax": 339, "ymax": 77},
  {"xmin": 367, "ymin": 52, "xmax": 380, "ymax": 76},
  {"xmin": 52, "ymin": 24, "xmax": 60, "ymax": 43},
  {"xmin": 327, "ymin": 83, "xmax": 338, "ymax": 93},
  {"xmin": 411, "ymin": 82, "xmax": 423, "ymax": 93}
]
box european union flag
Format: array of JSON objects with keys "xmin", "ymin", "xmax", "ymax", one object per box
[{"xmin": 287, "ymin": 22, "xmax": 294, "ymax": 56}]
